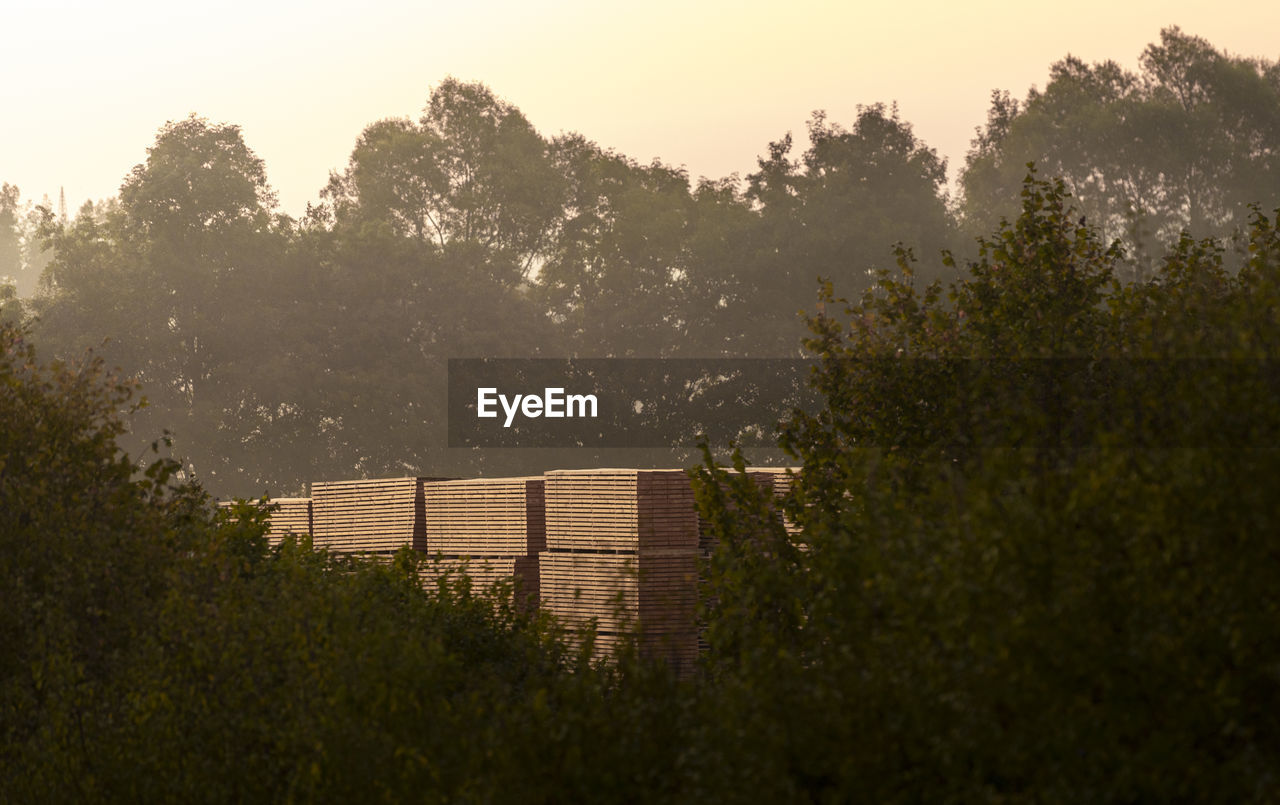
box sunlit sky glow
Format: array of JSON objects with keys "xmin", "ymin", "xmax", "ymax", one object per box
[{"xmin": 4, "ymin": 1, "xmax": 1278, "ymax": 217}]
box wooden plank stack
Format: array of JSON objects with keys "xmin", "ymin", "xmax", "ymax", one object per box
[
  {"xmin": 420, "ymin": 555, "xmax": 518, "ymax": 591},
  {"xmin": 539, "ymin": 552, "xmax": 638, "ymax": 634},
  {"xmin": 419, "ymin": 477, "xmax": 545, "ymax": 608},
  {"xmin": 264, "ymin": 497, "xmax": 313, "ymax": 545},
  {"xmin": 694, "ymin": 468, "xmax": 797, "ymax": 555},
  {"xmin": 219, "ymin": 466, "xmax": 801, "ymax": 669},
  {"xmin": 541, "ymin": 469, "xmax": 699, "ymax": 674},
  {"xmin": 311, "ymin": 477, "xmax": 446, "ymax": 555},
  {"xmin": 215, "ymin": 497, "xmax": 313, "ymax": 546},
  {"xmin": 694, "ymin": 468, "xmax": 801, "ymax": 653},
  {"xmin": 749, "ymin": 467, "xmax": 801, "ymax": 535},
  {"xmin": 693, "ymin": 470, "xmax": 776, "ymax": 654}
]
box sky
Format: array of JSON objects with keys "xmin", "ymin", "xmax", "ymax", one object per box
[{"xmin": 4, "ymin": 0, "xmax": 1279, "ymax": 218}]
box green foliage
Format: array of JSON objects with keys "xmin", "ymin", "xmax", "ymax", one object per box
[
  {"xmin": 740, "ymin": 103, "xmax": 959, "ymax": 355},
  {"xmin": 1, "ymin": 322, "xmax": 694, "ymax": 802},
  {"xmin": 0, "ymin": 184, "xmax": 21, "ymax": 291},
  {"xmin": 0, "ymin": 316, "xmax": 199, "ymax": 795},
  {"xmin": 539, "ymin": 135, "xmax": 707, "ymax": 356},
  {"xmin": 0, "ymin": 280, "xmax": 23, "ymax": 328},
  {"xmin": 0, "ymin": 183, "xmax": 47, "ymax": 306},
  {"xmin": 120, "ymin": 114, "xmax": 277, "ymax": 245},
  {"xmin": 692, "ymin": 173, "xmax": 1280, "ymax": 800},
  {"xmin": 961, "ymin": 27, "xmax": 1280, "ymax": 272},
  {"xmin": 18, "ymin": 66, "xmax": 968, "ymax": 493},
  {"xmin": 11, "ymin": 61, "xmax": 1280, "ymax": 795},
  {"xmin": 324, "ymin": 77, "xmax": 564, "ymax": 283}
]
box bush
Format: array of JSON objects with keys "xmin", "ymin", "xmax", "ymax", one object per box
[{"xmin": 692, "ymin": 173, "xmax": 1280, "ymax": 801}]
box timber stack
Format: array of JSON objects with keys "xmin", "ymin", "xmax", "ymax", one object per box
[
  {"xmin": 540, "ymin": 469, "xmax": 699, "ymax": 675},
  {"xmin": 217, "ymin": 467, "xmax": 800, "ymax": 671},
  {"xmin": 311, "ymin": 477, "xmax": 443, "ymax": 554},
  {"xmin": 264, "ymin": 497, "xmax": 313, "ymax": 546},
  {"xmin": 420, "ymin": 476, "xmax": 545, "ymax": 608},
  {"xmin": 693, "ymin": 468, "xmax": 799, "ymax": 653},
  {"xmin": 215, "ymin": 497, "xmax": 313, "ymax": 546}
]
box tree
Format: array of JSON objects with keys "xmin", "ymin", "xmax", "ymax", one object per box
[
  {"xmin": 739, "ymin": 103, "xmax": 958, "ymax": 355},
  {"xmin": 0, "ymin": 279, "xmax": 25, "ymax": 328},
  {"xmin": 266, "ymin": 202, "xmax": 566, "ymax": 486},
  {"xmin": 538, "ymin": 135, "xmax": 709, "ymax": 356},
  {"xmin": 0, "ymin": 316, "xmax": 201, "ymax": 793},
  {"xmin": 961, "ymin": 28, "xmax": 1280, "ymax": 271},
  {"xmin": 324, "ymin": 77, "xmax": 564, "ymax": 286},
  {"xmin": 0, "ymin": 321, "xmax": 693, "ymax": 802},
  {"xmin": 692, "ymin": 173, "xmax": 1280, "ymax": 799},
  {"xmin": 34, "ymin": 116, "xmax": 293, "ymax": 493},
  {"xmin": 0, "ymin": 184, "xmax": 21, "ymax": 291},
  {"xmin": 120, "ymin": 115, "xmax": 277, "ymax": 244}
]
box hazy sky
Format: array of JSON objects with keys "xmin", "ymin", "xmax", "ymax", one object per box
[{"xmin": 4, "ymin": 1, "xmax": 1278, "ymax": 217}]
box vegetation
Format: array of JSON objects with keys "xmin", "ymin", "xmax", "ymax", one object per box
[
  {"xmin": 691, "ymin": 173, "xmax": 1280, "ymax": 800},
  {"xmin": 3, "ymin": 29, "xmax": 1275, "ymax": 496},
  {"xmin": 5, "ymin": 168, "xmax": 1279, "ymax": 800},
  {"xmin": 2, "ymin": 26, "xmax": 1280, "ymax": 801},
  {"xmin": 0, "ymin": 317, "xmax": 687, "ymax": 801},
  {"xmin": 961, "ymin": 27, "xmax": 1280, "ymax": 274}
]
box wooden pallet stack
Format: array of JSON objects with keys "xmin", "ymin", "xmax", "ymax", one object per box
[
  {"xmin": 749, "ymin": 467, "xmax": 801, "ymax": 536},
  {"xmin": 693, "ymin": 468, "xmax": 802, "ymax": 653},
  {"xmin": 694, "ymin": 468, "xmax": 799, "ymax": 554},
  {"xmin": 264, "ymin": 497, "xmax": 313, "ymax": 545},
  {"xmin": 419, "ymin": 477, "xmax": 545, "ymax": 608},
  {"xmin": 215, "ymin": 497, "xmax": 313, "ymax": 546},
  {"xmin": 540, "ymin": 469, "xmax": 699, "ymax": 674},
  {"xmin": 311, "ymin": 477, "xmax": 445, "ymax": 555},
  {"xmin": 693, "ymin": 470, "xmax": 777, "ymax": 654}
]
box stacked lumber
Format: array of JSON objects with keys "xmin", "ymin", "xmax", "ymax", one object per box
[
  {"xmin": 693, "ymin": 470, "xmax": 778, "ymax": 654},
  {"xmin": 514, "ymin": 555, "xmax": 539, "ymax": 603},
  {"xmin": 418, "ymin": 555, "xmax": 540, "ymax": 612},
  {"xmin": 558, "ymin": 630, "xmax": 633, "ymax": 659},
  {"xmin": 541, "ymin": 469, "xmax": 699, "ymax": 673},
  {"xmin": 692, "ymin": 468, "xmax": 802, "ymax": 653},
  {"xmin": 693, "ymin": 470, "xmax": 777, "ymax": 556},
  {"xmin": 420, "ymin": 477, "xmax": 545, "ymax": 608},
  {"xmin": 749, "ymin": 467, "xmax": 801, "ymax": 535},
  {"xmin": 311, "ymin": 477, "xmax": 444, "ymax": 554},
  {"xmin": 420, "ymin": 556, "xmax": 518, "ymax": 592},
  {"xmin": 545, "ymin": 470, "xmax": 696, "ymax": 553},
  {"xmin": 215, "ymin": 497, "xmax": 312, "ymax": 546},
  {"xmin": 423, "ymin": 477, "xmax": 545, "ymax": 556},
  {"xmin": 539, "ymin": 552, "xmax": 638, "ymax": 633},
  {"xmin": 265, "ymin": 497, "xmax": 313, "ymax": 545}
]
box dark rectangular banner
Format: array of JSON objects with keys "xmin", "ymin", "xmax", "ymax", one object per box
[
  {"xmin": 447, "ymin": 358, "xmax": 1280, "ymax": 449},
  {"xmin": 447, "ymin": 358, "xmax": 817, "ymax": 448}
]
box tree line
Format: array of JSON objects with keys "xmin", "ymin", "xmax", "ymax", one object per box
[
  {"xmin": 1, "ymin": 27, "xmax": 1278, "ymax": 500},
  {"xmin": 5, "ymin": 164, "xmax": 1279, "ymax": 800}
]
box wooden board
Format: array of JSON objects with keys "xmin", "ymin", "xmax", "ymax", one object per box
[
  {"xmin": 544, "ymin": 469, "xmax": 698, "ymax": 553},
  {"xmin": 216, "ymin": 497, "xmax": 312, "ymax": 546},
  {"xmin": 419, "ymin": 554, "xmax": 540, "ymax": 610},
  {"xmin": 311, "ymin": 477, "xmax": 449, "ymax": 554},
  {"xmin": 265, "ymin": 497, "xmax": 312, "ymax": 545},
  {"xmin": 423, "ymin": 477, "xmax": 545, "ymax": 556},
  {"xmin": 748, "ymin": 467, "xmax": 802, "ymax": 535},
  {"xmin": 539, "ymin": 549, "xmax": 698, "ymax": 669}
]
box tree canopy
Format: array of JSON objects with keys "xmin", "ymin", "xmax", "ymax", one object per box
[
  {"xmin": 692, "ymin": 172, "xmax": 1280, "ymax": 800},
  {"xmin": 5, "ymin": 29, "xmax": 1278, "ymax": 499},
  {"xmin": 5, "ymin": 35, "xmax": 1280, "ymax": 791},
  {"xmin": 17, "ymin": 75, "xmax": 967, "ymax": 494},
  {"xmin": 0, "ymin": 314, "xmax": 690, "ymax": 802},
  {"xmin": 961, "ymin": 27, "xmax": 1280, "ymax": 272}
]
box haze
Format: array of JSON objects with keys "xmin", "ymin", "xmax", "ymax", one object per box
[{"xmin": 5, "ymin": 0, "xmax": 1278, "ymax": 216}]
